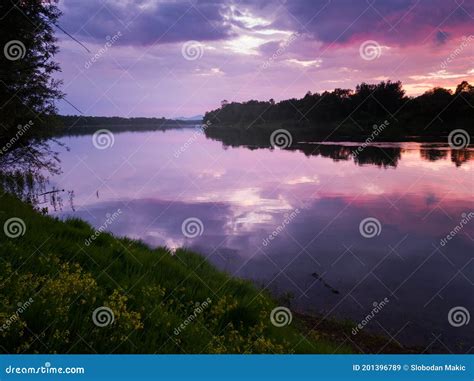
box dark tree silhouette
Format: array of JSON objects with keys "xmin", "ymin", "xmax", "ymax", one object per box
[
  {"xmin": 0, "ymin": 0, "xmax": 63, "ymax": 163},
  {"xmin": 204, "ymin": 81, "xmax": 474, "ymax": 139}
]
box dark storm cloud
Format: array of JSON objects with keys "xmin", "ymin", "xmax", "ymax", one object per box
[
  {"xmin": 59, "ymin": 0, "xmax": 236, "ymax": 45},
  {"xmin": 55, "ymin": 0, "xmax": 474, "ymax": 117},
  {"xmin": 59, "ymin": 0, "xmax": 473, "ymax": 48},
  {"xmin": 277, "ymin": 0, "xmax": 474, "ymax": 46}
]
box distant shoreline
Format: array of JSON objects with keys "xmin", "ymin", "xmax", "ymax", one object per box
[
  {"xmin": 205, "ymin": 124, "xmax": 473, "ymax": 144},
  {"xmin": 203, "ymin": 80, "xmax": 474, "ymax": 142},
  {"xmin": 50, "ymin": 115, "xmax": 202, "ymax": 136}
]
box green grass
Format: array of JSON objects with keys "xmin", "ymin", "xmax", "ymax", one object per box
[{"xmin": 0, "ymin": 191, "xmax": 350, "ymax": 354}]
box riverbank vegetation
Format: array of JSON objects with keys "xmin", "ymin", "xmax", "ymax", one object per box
[
  {"xmin": 57, "ymin": 115, "xmax": 199, "ymax": 135},
  {"xmin": 0, "ymin": 191, "xmax": 352, "ymax": 354},
  {"xmin": 204, "ymin": 81, "xmax": 474, "ymax": 139}
]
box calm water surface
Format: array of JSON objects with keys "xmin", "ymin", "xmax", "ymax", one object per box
[{"xmin": 51, "ymin": 129, "xmax": 473, "ymax": 353}]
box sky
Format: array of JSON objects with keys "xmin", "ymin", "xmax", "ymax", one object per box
[{"xmin": 55, "ymin": 0, "xmax": 474, "ymax": 118}]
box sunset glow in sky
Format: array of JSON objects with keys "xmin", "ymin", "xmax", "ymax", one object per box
[{"xmin": 56, "ymin": 0, "xmax": 474, "ymax": 118}]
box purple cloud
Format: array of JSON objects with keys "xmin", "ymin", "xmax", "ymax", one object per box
[
  {"xmin": 55, "ymin": 0, "xmax": 474, "ymax": 117},
  {"xmin": 59, "ymin": 0, "xmax": 235, "ymax": 46},
  {"xmin": 278, "ymin": 0, "xmax": 474, "ymax": 47}
]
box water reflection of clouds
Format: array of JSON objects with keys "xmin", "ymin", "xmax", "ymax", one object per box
[
  {"xmin": 53, "ymin": 130, "xmax": 473, "ymax": 352},
  {"xmin": 53, "ymin": 132, "xmax": 473, "ymax": 208}
]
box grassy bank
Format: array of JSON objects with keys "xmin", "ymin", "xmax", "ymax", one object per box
[{"xmin": 0, "ymin": 191, "xmax": 351, "ymax": 354}]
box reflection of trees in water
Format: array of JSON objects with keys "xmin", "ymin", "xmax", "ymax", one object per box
[
  {"xmin": 295, "ymin": 144, "xmax": 401, "ymax": 168},
  {"xmin": 419, "ymin": 147, "xmax": 471, "ymax": 167},
  {"xmin": 353, "ymin": 147, "xmax": 401, "ymax": 168},
  {"xmin": 295, "ymin": 144, "xmax": 353, "ymax": 161},
  {"xmin": 420, "ymin": 148, "xmax": 448, "ymax": 162},
  {"xmin": 0, "ymin": 142, "xmax": 74, "ymax": 213},
  {"xmin": 204, "ymin": 128, "xmax": 469, "ymax": 168},
  {"xmin": 0, "ymin": 0, "xmax": 74, "ymax": 213},
  {"xmin": 0, "ymin": 170, "xmax": 74, "ymax": 213},
  {"xmin": 451, "ymin": 149, "xmax": 471, "ymax": 167},
  {"xmin": 0, "ymin": 140, "xmax": 62, "ymax": 175}
]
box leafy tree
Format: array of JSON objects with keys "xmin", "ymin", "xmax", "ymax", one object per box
[
  {"xmin": 0, "ymin": 0, "xmax": 63, "ymax": 173},
  {"xmin": 455, "ymin": 81, "xmax": 474, "ymax": 94},
  {"xmin": 204, "ymin": 80, "xmax": 473, "ymax": 138}
]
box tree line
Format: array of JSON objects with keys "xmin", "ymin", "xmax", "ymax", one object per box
[
  {"xmin": 0, "ymin": 0, "xmax": 63, "ymax": 175},
  {"xmin": 59, "ymin": 115, "xmax": 197, "ymax": 126},
  {"xmin": 204, "ymin": 81, "xmax": 474, "ymax": 137}
]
